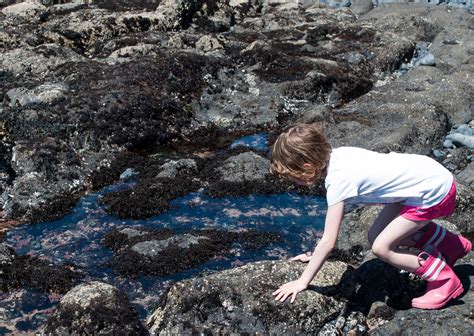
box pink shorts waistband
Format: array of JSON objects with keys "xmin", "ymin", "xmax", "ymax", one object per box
[{"xmin": 400, "ymin": 180, "xmax": 456, "ymax": 222}]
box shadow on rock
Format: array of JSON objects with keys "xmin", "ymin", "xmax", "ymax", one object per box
[
  {"xmin": 346, "ymin": 258, "xmax": 425, "ymax": 314},
  {"xmin": 451, "ymin": 263, "xmax": 473, "ymax": 304}
]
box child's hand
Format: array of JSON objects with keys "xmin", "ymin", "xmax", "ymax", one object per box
[
  {"xmin": 291, "ymin": 252, "xmax": 312, "ymax": 263},
  {"xmin": 272, "ymin": 279, "xmax": 308, "ymax": 303}
]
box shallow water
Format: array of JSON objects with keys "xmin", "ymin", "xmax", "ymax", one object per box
[{"xmin": 0, "ymin": 134, "xmax": 326, "ymax": 334}]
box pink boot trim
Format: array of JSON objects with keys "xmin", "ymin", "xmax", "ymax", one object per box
[
  {"xmin": 412, "ymin": 248, "xmax": 464, "ymax": 310},
  {"xmin": 414, "ymin": 222, "xmax": 472, "ymax": 266}
]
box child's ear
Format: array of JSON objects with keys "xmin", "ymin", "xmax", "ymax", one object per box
[{"xmin": 302, "ymin": 163, "xmax": 314, "ymax": 170}]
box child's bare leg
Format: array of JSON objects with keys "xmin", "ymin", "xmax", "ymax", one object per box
[
  {"xmin": 371, "ymin": 216, "xmax": 430, "ymax": 272},
  {"xmin": 368, "ymin": 203, "xmax": 427, "ymax": 248},
  {"xmin": 368, "ymin": 203, "xmax": 403, "ymax": 246}
]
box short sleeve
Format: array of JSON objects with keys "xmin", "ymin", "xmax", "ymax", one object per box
[{"xmin": 326, "ymin": 177, "xmax": 358, "ymax": 206}]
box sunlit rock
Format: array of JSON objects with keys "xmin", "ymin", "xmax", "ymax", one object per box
[
  {"xmin": 43, "ymin": 281, "xmax": 147, "ymax": 335},
  {"xmin": 147, "ymin": 260, "xmax": 355, "ymax": 335}
]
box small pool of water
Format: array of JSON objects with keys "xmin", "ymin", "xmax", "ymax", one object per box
[
  {"xmin": 230, "ymin": 132, "xmax": 269, "ymax": 152},
  {"xmin": 0, "ymin": 133, "xmax": 326, "ymax": 334},
  {"xmin": 2, "ymin": 185, "xmax": 326, "ymax": 333}
]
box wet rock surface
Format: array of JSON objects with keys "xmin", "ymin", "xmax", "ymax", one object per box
[
  {"xmin": 0, "ymin": 1, "xmax": 472, "ymax": 335},
  {"xmin": 43, "ymin": 281, "xmax": 147, "ymax": 335},
  {"xmin": 147, "ymin": 235, "xmax": 472, "ymax": 335},
  {"xmin": 0, "ymin": 0, "xmax": 429, "ymax": 223},
  {"xmin": 147, "ymin": 259, "xmax": 355, "ymax": 335},
  {"xmin": 102, "ymin": 227, "xmax": 282, "ymax": 277}
]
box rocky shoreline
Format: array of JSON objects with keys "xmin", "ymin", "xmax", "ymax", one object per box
[{"xmin": 0, "ymin": 0, "xmax": 473, "ymax": 334}]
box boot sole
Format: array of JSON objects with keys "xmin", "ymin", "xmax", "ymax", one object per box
[{"xmin": 411, "ymin": 282, "xmax": 464, "ymax": 310}]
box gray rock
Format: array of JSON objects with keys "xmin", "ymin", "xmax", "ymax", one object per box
[
  {"xmin": 216, "ymin": 152, "xmax": 270, "ymax": 183},
  {"xmin": 338, "ymin": 205, "xmax": 381, "ymax": 253},
  {"xmin": 43, "ymin": 281, "xmax": 147, "ymax": 335},
  {"xmin": 1, "ymin": 46, "xmax": 85, "ymax": 77},
  {"xmin": 108, "ymin": 44, "xmax": 158, "ymax": 60},
  {"xmin": 446, "ymin": 133, "xmax": 474, "ymax": 149},
  {"xmin": 444, "ymin": 139, "xmax": 454, "ymax": 148},
  {"xmin": 296, "ymin": 105, "xmax": 331, "ymax": 123},
  {"xmin": 119, "ymin": 228, "xmax": 147, "ymax": 238},
  {"xmin": 432, "ymin": 149, "xmax": 444, "ymax": 158},
  {"xmin": 0, "ymin": 243, "xmax": 15, "ymax": 267},
  {"xmin": 195, "ymin": 35, "xmax": 225, "ymax": 52},
  {"xmin": 147, "ymin": 260, "xmax": 354, "ymax": 335},
  {"xmin": 5, "ymin": 83, "xmax": 69, "ymax": 107},
  {"xmin": 5, "ymin": 88, "xmax": 41, "ymax": 107},
  {"xmin": 318, "ymin": 311, "xmax": 367, "ymax": 335},
  {"xmin": 1, "ymin": 2, "xmax": 46, "ymax": 19},
  {"xmin": 453, "ymin": 124, "xmax": 474, "ymax": 136},
  {"xmin": 419, "ymin": 53, "xmax": 435, "ymax": 66},
  {"xmin": 327, "ymin": 0, "xmax": 352, "ymax": 8},
  {"xmin": 456, "ymin": 162, "xmax": 474, "ymax": 188},
  {"xmin": 166, "ymin": 34, "xmax": 186, "ymax": 48},
  {"xmin": 350, "ymin": 0, "xmax": 374, "ymax": 16},
  {"xmin": 449, "ymin": 182, "xmax": 474, "ymax": 233},
  {"xmin": 156, "ymin": 159, "xmax": 197, "ymax": 179},
  {"xmin": 119, "ymin": 168, "xmax": 137, "ymax": 180},
  {"xmin": 131, "ymin": 234, "xmax": 210, "ymax": 257}
]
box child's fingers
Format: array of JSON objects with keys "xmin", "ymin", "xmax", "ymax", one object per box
[
  {"xmin": 273, "ymin": 288, "xmax": 289, "ymax": 302},
  {"xmin": 291, "ymin": 252, "xmax": 312, "ymax": 262},
  {"xmin": 290, "ymin": 292, "xmax": 297, "ymax": 303},
  {"xmin": 278, "ymin": 292, "xmax": 290, "ymax": 302},
  {"xmin": 274, "ymin": 291, "xmax": 284, "ymax": 301}
]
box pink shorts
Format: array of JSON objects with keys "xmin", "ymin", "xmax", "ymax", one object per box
[{"xmin": 400, "ymin": 181, "xmax": 456, "ymax": 221}]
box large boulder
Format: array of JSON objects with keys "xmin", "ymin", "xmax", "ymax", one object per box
[
  {"xmin": 1, "ymin": 2, "xmax": 47, "ymax": 20},
  {"xmin": 216, "ymin": 151, "xmax": 270, "ymax": 183},
  {"xmin": 147, "ymin": 259, "xmax": 356, "ymax": 334},
  {"xmin": 43, "ymin": 281, "xmax": 147, "ymax": 335}
]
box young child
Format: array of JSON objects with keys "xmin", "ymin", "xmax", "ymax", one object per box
[{"xmin": 270, "ymin": 123, "xmax": 472, "ymax": 309}]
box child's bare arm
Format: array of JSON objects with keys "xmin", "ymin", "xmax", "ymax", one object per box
[{"xmin": 272, "ymin": 201, "xmax": 344, "ymax": 303}]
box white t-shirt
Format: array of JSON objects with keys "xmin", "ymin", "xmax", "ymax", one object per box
[{"xmin": 324, "ymin": 147, "xmax": 454, "ymax": 207}]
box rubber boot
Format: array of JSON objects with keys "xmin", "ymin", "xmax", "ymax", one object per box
[
  {"xmin": 412, "ymin": 247, "xmax": 464, "ymax": 309},
  {"xmin": 414, "ymin": 222, "xmax": 472, "ymax": 266}
]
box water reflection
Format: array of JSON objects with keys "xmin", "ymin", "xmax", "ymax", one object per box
[{"xmin": 2, "ymin": 184, "xmax": 325, "ymax": 333}]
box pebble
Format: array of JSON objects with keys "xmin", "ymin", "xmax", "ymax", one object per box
[
  {"xmin": 446, "ymin": 133, "xmax": 474, "ymax": 149},
  {"xmin": 119, "ymin": 168, "xmax": 137, "ymax": 180},
  {"xmin": 453, "ymin": 124, "xmax": 474, "ymax": 136},
  {"xmin": 419, "ymin": 53, "xmax": 435, "ymax": 66},
  {"xmin": 433, "ymin": 149, "xmax": 444, "ymax": 158},
  {"xmin": 443, "ymin": 139, "xmax": 454, "ymax": 148}
]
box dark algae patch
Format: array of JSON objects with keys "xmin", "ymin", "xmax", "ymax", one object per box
[
  {"xmin": 0, "ymin": 249, "xmax": 80, "ymax": 294},
  {"xmin": 99, "ymin": 177, "xmax": 202, "ymax": 219},
  {"xmin": 103, "ymin": 228, "xmax": 282, "ymax": 277}
]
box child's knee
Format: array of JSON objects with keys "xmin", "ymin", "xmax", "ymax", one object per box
[{"xmin": 371, "ymin": 241, "xmax": 389, "ymax": 258}]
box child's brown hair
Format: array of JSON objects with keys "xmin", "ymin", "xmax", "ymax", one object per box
[{"xmin": 270, "ymin": 123, "xmax": 331, "ymax": 182}]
